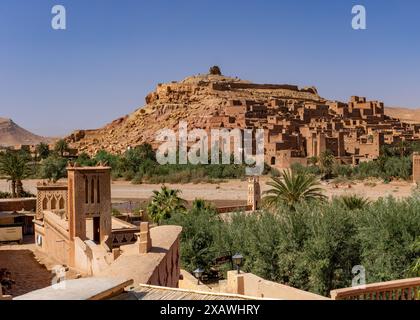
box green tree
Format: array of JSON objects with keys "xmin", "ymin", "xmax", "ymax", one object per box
[
  {"xmin": 147, "ymin": 186, "xmax": 187, "ymax": 224},
  {"xmin": 36, "ymin": 142, "xmax": 50, "ymax": 160},
  {"xmin": 166, "ymin": 207, "xmax": 220, "ymax": 273},
  {"xmin": 123, "ymin": 143, "xmax": 156, "ymax": 173},
  {"xmin": 263, "ymin": 170, "xmax": 326, "ymax": 210},
  {"xmin": 338, "ymin": 194, "xmax": 370, "ymax": 210},
  {"xmin": 192, "ymin": 199, "xmax": 216, "ymax": 212},
  {"xmin": 75, "ymin": 152, "xmax": 96, "ymax": 166},
  {"xmin": 0, "ymin": 151, "xmax": 31, "ymax": 198},
  {"xmin": 40, "ymin": 155, "xmax": 68, "ymax": 182},
  {"xmin": 319, "ymin": 150, "xmax": 335, "ymax": 178},
  {"xmin": 54, "ymin": 139, "xmax": 69, "ymax": 157},
  {"xmin": 308, "ymin": 156, "xmax": 319, "ymax": 166}
]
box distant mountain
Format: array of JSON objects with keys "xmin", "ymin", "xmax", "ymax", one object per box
[
  {"xmin": 0, "ymin": 117, "xmax": 52, "ymax": 146},
  {"xmin": 384, "ymin": 107, "xmax": 420, "ymax": 124}
]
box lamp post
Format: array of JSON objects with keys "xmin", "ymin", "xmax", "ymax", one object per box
[
  {"xmin": 232, "ymin": 253, "xmax": 243, "ymax": 274},
  {"xmin": 193, "ymin": 268, "xmax": 204, "ymax": 285}
]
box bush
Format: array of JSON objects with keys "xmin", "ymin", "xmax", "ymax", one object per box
[
  {"xmin": 0, "ymin": 191, "xmax": 12, "ymax": 199},
  {"xmin": 39, "ymin": 155, "xmax": 68, "ymax": 182},
  {"xmin": 165, "ymin": 196, "xmax": 419, "ymax": 297},
  {"xmin": 356, "ymin": 197, "xmax": 420, "ymax": 282}
]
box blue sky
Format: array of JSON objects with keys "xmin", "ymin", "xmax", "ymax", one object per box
[{"xmin": 1, "ymin": 0, "xmax": 419, "ymax": 136}]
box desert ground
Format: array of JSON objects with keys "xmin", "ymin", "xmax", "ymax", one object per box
[{"xmin": 0, "ymin": 177, "xmax": 416, "ymax": 206}]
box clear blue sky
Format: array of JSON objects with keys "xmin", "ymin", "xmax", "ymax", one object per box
[{"xmin": 1, "ymin": 0, "xmax": 419, "ymax": 136}]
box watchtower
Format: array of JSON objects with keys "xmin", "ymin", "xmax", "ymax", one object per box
[
  {"xmin": 247, "ymin": 176, "xmax": 261, "ymax": 211},
  {"xmin": 67, "ymin": 164, "xmax": 112, "ymax": 264}
]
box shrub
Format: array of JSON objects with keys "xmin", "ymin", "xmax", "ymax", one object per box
[{"xmin": 165, "ymin": 195, "xmax": 419, "ymax": 297}]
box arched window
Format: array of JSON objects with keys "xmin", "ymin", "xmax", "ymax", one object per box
[
  {"xmin": 59, "ymin": 197, "xmax": 65, "ymax": 210},
  {"xmin": 42, "ymin": 197, "xmax": 48, "ymax": 210},
  {"xmin": 51, "ymin": 198, "xmax": 56, "ymax": 210},
  {"xmin": 271, "ymin": 157, "xmax": 276, "ymax": 165}
]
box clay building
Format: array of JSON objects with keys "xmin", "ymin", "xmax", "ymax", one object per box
[{"xmin": 33, "ymin": 164, "xmax": 182, "ymax": 287}]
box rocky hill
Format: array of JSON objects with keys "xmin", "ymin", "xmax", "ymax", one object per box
[
  {"xmin": 65, "ymin": 70, "xmax": 419, "ymax": 156},
  {"xmin": 66, "ymin": 73, "xmax": 325, "ymax": 155},
  {"xmin": 384, "ymin": 106, "xmax": 420, "ymax": 124},
  {"xmin": 0, "ymin": 118, "xmax": 51, "ymax": 147}
]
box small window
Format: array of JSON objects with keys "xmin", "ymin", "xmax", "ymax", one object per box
[
  {"xmin": 91, "ymin": 178, "xmax": 95, "ymax": 203},
  {"xmin": 97, "ymin": 177, "xmax": 100, "ymax": 204},
  {"xmin": 85, "ymin": 177, "xmax": 89, "ymax": 204}
]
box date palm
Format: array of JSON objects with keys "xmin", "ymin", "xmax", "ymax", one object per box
[
  {"xmin": 0, "ymin": 151, "xmax": 31, "ymax": 198},
  {"xmin": 147, "ymin": 186, "xmax": 187, "ymax": 224},
  {"xmin": 263, "ymin": 170, "xmax": 326, "ymax": 210},
  {"xmin": 339, "ymin": 194, "xmax": 370, "ymax": 210},
  {"xmin": 36, "ymin": 142, "xmax": 50, "ymax": 160},
  {"xmin": 319, "ymin": 150, "xmax": 335, "ymax": 178},
  {"xmin": 54, "ymin": 139, "xmax": 69, "ymax": 157}
]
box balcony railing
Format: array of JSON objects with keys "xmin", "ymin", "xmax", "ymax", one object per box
[
  {"xmin": 111, "ymin": 228, "xmax": 139, "ymax": 248},
  {"xmin": 330, "ymin": 278, "xmax": 420, "ymax": 300}
]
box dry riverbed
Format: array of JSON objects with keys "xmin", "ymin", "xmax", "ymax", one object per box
[{"xmin": 0, "ymin": 177, "xmax": 416, "ymax": 205}]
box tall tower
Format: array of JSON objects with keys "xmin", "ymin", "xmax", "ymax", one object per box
[
  {"xmin": 247, "ymin": 176, "xmax": 261, "ymax": 211},
  {"xmin": 67, "ymin": 165, "xmax": 112, "ymax": 265},
  {"xmin": 413, "ymin": 153, "xmax": 420, "ymax": 183}
]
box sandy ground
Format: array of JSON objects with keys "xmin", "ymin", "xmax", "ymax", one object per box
[{"xmin": 0, "ymin": 177, "xmax": 416, "ymax": 203}]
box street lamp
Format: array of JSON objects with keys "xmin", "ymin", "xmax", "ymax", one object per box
[
  {"xmin": 193, "ymin": 268, "xmax": 204, "ymax": 285},
  {"xmin": 232, "ymin": 253, "xmax": 243, "ymax": 274}
]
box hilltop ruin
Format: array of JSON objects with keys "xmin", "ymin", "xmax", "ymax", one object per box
[{"xmin": 67, "ymin": 72, "xmax": 420, "ymax": 169}]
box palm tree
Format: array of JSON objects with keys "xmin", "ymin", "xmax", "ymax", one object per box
[
  {"xmin": 147, "ymin": 186, "xmax": 187, "ymax": 224},
  {"xmin": 319, "ymin": 150, "xmax": 335, "ymax": 178},
  {"xmin": 54, "ymin": 139, "xmax": 69, "ymax": 157},
  {"xmin": 338, "ymin": 194, "xmax": 370, "ymax": 210},
  {"xmin": 263, "ymin": 170, "xmax": 326, "ymax": 210},
  {"xmin": 36, "ymin": 142, "xmax": 50, "ymax": 160},
  {"xmin": 191, "ymin": 198, "xmax": 216, "ymax": 212},
  {"xmin": 0, "ymin": 151, "xmax": 31, "ymax": 198}
]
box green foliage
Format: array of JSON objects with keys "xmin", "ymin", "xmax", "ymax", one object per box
[
  {"xmin": 111, "ymin": 208, "xmax": 121, "ymax": 217},
  {"xmin": 167, "ymin": 196, "xmax": 419, "ymax": 297},
  {"xmin": 54, "ymin": 139, "xmax": 69, "ymax": 157},
  {"xmin": 192, "ymin": 199, "xmax": 216, "ymax": 211},
  {"xmin": 408, "ymin": 237, "xmax": 420, "ymax": 277},
  {"xmin": 75, "ymin": 152, "xmax": 96, "ymax": 167},
  {"xmin": 337, "ymin": 194, "xmax": 370, "ymax": 210},
  {"xmin": 35, "ymin": 143, "xmax": 50, "ymax": 160},
  {"xmin": 166, "ymin": 207, "xmax": 220, "ymax": 272},
  {"xmin": 0, "ymin": 150, "xmax": 32, "ymax": 197},
  {"xmin": 356, "ymin": 197, "xmax": 420, "ymax": 282},
  {"xmin": 319, "ymin": 150, "xmax": 335, "ymax": 178},
  {"xmin": 263, "ymin": 170, "xmax": 327, "ymax": 210},
  {"xmin": 147, "ymin": 186, "xmax": 187, "ymax": 224},
  {"xmin": 0, "ymin": 191, "xmax": 12, "ymax": 199},
  {"xmin": 39, "ymin": 155, "xmax": 68, "ymax": 182}
]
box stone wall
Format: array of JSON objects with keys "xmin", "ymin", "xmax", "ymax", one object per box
[
  {"xmin": 147, "ymin": 232, "xmax": 181, "ymax": 288},
  {"xmin": 0, "ymin": 198, "xmax": 36, "ymax": 212},
  {"xmin": 223, "ymin": 271, "xmax": 329, "ymax": 300}
]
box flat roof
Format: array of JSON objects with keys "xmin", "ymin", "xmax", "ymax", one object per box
[
  {"xmin": 14, "ymin": 277, "xmax": 133, "ymax": 300},
  {"xmin": 114, "ymin": 284, "xmax": 261, "ymax": 300},
  {"xmin": 97, "ymin": 225, "xmax": 182, "ymax": 285}
]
